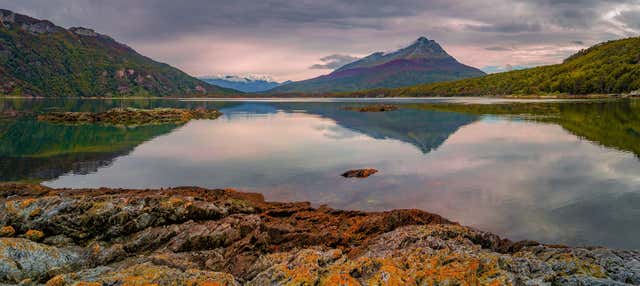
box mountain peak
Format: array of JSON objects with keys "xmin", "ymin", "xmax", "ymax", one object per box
[
  {"xmin": 414, "ymin": 36, "xmax": 430, "ymax": 43},
  {"xmin": 335, "ymin": 36, "xmax": 452, "ymax": 72},
  {"xmin": 270, "ymin": 36, "xmax": 485, "ymax": 93},
  {"xmin": 401, "ymin": 36, "xmax": 449, "ymax": 59},
  {"xmin": 200, "ymin": 74, "xmax": 285, "ymax": 93}
]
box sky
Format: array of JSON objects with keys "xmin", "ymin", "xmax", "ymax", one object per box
[{"xmin": 2, "ymin": 0, "xmax": 640, "ymax": 81}]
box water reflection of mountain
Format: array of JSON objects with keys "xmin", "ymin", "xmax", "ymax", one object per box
[
  {"xmin": 223, "ymin": 103, "xmax": 479, "ymax": 154},
  {"xmin": 404, "ymin": 99, "xmax": 640, "ymax": 158},
  {"xmin": 0, "ymin": 119, "xmax": 181, "ymax": 182}
]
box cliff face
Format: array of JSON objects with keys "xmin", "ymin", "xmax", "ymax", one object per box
[{"xmin": 0, "ymin": 184, "xmax": 638, "ymax": 285}]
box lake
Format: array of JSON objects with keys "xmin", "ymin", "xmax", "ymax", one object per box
[{"xmin": 1, "ymin": 98, "xmax": 639, "ymax": 249}]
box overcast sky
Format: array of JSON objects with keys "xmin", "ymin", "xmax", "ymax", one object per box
[{"xmin": 2, "ymin": 0, "xmax": 640, "ymax": 81}]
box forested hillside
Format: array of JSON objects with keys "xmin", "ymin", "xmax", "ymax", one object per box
[
  {"xmin": 0, "ymin": 9, "xmax": 235, "ymax": 97},
  {"xmin": 344, "ymin": 37, "xmax": 640, "ymax": 97}
]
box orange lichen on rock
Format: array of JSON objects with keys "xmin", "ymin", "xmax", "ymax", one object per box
[
  {"xmin": 45, "ymin": 275, "xmax": 66, "ymax": 286},
  {"xmin": 25, "ymin": 229, "xmax": 44, "ymax": 241},
  {"xmin": 19, "ymin": 198, "xmax": 37, "ymax": 208},
  {"xmin": 58, "ymin": 263, "xmax": 239, "ymax": 286},
  {"xmin": 29, "ymin": 207, "xmax": 42, "ymax": 217},
  {"xmin": 0, "ymin": 225, "xmax": 15, "ymax": 237},
  {"xmin": 0, "ymin": 184, "xmax": 638, "ymax": 285},
  {"xmin": 320, "ymin": 272, "xmax": 361, "ymax": 286},
  {"xmin": 74, "ymin": 283, "xmax": 102, "ymax": 286}
]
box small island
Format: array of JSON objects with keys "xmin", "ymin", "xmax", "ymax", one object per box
[
  {"xmin": 37, "ymin": 107, "xmax": 222, "ymax": 125},
  {"xmin": 344, "ymin": 105, "xmax": 399, "ymax": 112},
  {"xmin": 342, "ymin": 168, "xmax": 379, "ymax": 178}
]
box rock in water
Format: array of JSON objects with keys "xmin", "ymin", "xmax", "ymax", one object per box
[
  {"xmin": 344, "ymin": 105, "xmax": 399, "ymax": 112},
  {"xmin": 342, "ymin": 168, "xmax": 379, "ymax": 178},
  {"xmin": 36, "ymin": 107, "xmax": 222, "ymax": 126}
]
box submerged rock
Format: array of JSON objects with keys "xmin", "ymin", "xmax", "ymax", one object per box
[
  {"xmin": 0, "ymin": 183, "xmax": 637, "ymax": 285},
  {"xmin": 342, "ymin": 168, "xmax": 379, "ymax": 178},
  {"xmin": 36, "ymin": 107, "xmax": 222, "ymax": 126},
  {"xmin": 344, "ymin": 105, "xmax": 399, "ymax": 112}
]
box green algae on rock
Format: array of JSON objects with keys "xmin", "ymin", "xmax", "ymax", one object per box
[
  {"xmin": 36, "ymin": 107, "xmax": 222, "ymax": 126},
  {"xmin": 0, "ymin": 184, "xmax": 638, "ymax": 285}
]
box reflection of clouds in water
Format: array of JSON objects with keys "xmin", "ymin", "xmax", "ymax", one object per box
[
  {"xmin": 369, "ymin": 119, "xmax": 640, "ymax": 248},
  {"xmin": 219, "ymin": 103, "xmax": 280, "ymax": 116},
  {"xmin": 46, "ymin": 113, "xmax": 640, "ymax": 248},
  {"xmin": 316, "ymin": 124, "xmax": 361, "ymax": 140}
]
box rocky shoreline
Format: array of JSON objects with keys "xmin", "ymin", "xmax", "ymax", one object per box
[
  {"xmin": 0, "ymin": 184, "xmax": 638, "ymax": 285},
  {"xmin": 36, "ymin": 108, "xmax": 222, "ymax": 126}
]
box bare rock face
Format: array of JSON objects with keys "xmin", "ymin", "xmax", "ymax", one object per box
[
  {"xmin": 0, "ymin": 9, "xmax": 62, "ymax": 34},
  {"xmin": 0, "ymin": 184, "xmax": 638, "ymax": 285},
  {"xmin": 69, "ymin": 27, "xmax": 98, "ymax": 37},
  {"xmin": 0, "ymin": 10, "xmax": 15, "ymax": 27},
  {"xmin": 342, "ymin": 168, "xmax": 379, "ymax": 178}
]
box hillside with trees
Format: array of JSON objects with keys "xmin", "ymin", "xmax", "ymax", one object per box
[
  {"xmin": 0, "ymin": 9, "xmax": 235, "ymax": 97},
  {"xmin": 344, "ymin": 37, "xmax": 640, "ymax": 97}
]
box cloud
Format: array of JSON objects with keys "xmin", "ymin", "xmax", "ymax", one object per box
[
  {"xmin": 309, "ymin": 54, "xmax": 360, "ymax": 69},
  {"xmin": 614, "ymin": 9, "xmax": 640, "ymax": 31},
  {"xmin": 571, "ymin": 40, "xmax": 585, "ymax": 45},
  {"xmin": 485, "ymin": 46, "xmax": 513, "ymax": 51},
  {"xmin": 0, "ymin": 0, "xmax": 639, "ymax": 81},
  {"xmin": 466, "ymin": 22, "xmax": 543, "ymax": 33}
]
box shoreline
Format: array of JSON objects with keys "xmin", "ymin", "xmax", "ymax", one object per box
[
  {"xmin": 0, "ymin": 184, "xmax": 637, "ymax": 285},
  {"xmin": 1, "ymin": 94, "xmax": 638, "ymax": 100}
]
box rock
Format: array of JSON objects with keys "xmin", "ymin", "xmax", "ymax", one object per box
[
  {"xmin": 47, "ymin": 262, "xmax": 240, "ymax": 286},
  {"xmin": 24, "ymin": 230, "xmax": 44, "ymax": 242},
  {"xmin": 0, "ymin": 226, "xmax": 15, "ymax": 237},
  {"xmin": 69, "ymin": 27, "xmax": 98, "ymax": 37},
  {"xmin": 0, "ymin": 10, "xmax": 15, "ymax": 26},
  {"xmin": 36, "ymin": 107, "xmax": 222, "ymax": 126},
  {"xmin": 42, "ymin": 235, "xmax": 73, "ymax": 247},
  {"xmin": 342, "ymin": 168, "xmax": 378, "ymax": 178},
  {"xmin": 0, "ymin": 184, "xmax": 637, "ymax": 285},
  {"xmin": 344, "ymin": 104, "xmax": 399, "ymax": 112},
  {"xmin": 0, "ymin": 238, "xmax": 80, "ymax": 283}
]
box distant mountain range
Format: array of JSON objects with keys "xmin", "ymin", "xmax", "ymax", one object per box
[
  {"xmin": 0, "ymin": 9, "xmax": 235, "ymax": 97},
  {"xmin": 199, "ymin": 75, "xmax": 290, "ymax": 93},
  {"xmin": 268, "ymin": 37, "xmax": 486, "ymax": 94},
  {"xmin": 345, "ymin": 37, "xmax": 640, "ymax": 97}
]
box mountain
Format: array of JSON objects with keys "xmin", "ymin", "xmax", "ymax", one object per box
[
  {"xmin": 268, "ymin": 37, "xmax": 486, "ymax": 94},
  {"xmin": 271, "ymin": 102, "xmax": 478, "ymax": 154},
  {"xmin": 0, "ymin": 9, "xmax": 236, "ymax": 97},
  {"xmin": 199, "ymin": 75, "xmax": 289, "ymax": 93},
  {"xmin": 346, "ymin": 37, "xmax": 640, "ymax": 97}
]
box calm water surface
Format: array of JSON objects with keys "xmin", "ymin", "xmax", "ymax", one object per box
[{"xmin": 1, "ymin": 98, "xmax": 639, "ymax": 249}]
